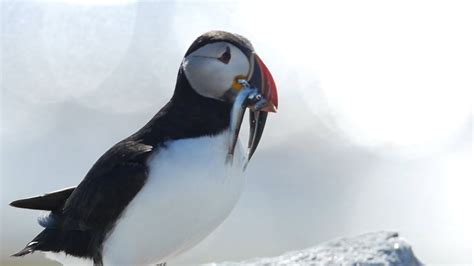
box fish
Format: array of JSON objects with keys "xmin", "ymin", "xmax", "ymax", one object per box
[{"xmin": 227, "ymin": 80, "xmax": 269, "ymax": 169}]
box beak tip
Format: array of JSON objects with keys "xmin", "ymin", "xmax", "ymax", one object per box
[{"xmin": 262, "ymin": 103, "xmax": 278, "ymax": 113}]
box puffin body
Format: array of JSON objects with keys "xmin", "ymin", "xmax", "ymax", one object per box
[
  {"xmin": 48, "ymin": 130, "xmax": 245, "ymax": 265},
  {"xmin": 10, "ymin": 31, "xmax": 278, "ymax": 265},
  {"xmin": 103, "ymin": 130, "xmax": 245, "ymax": 265}
]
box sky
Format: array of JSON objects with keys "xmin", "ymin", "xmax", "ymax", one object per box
[{"xmin": 1, "ymin": 0, "xmax": 473, "ymax": 265}]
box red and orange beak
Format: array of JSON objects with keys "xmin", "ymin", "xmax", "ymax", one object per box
[
  {"xmin": 249, "ymin": 54, "xmax": 278, "ymax": 112},
  {"xmin": 245, "ymin": 54, "xmax": 278, "ymax": 166},
  {"xmin": 227, "ymin": 53, "xmax": 278, "ymax": 169}
]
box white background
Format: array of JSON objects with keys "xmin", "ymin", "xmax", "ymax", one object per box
[{"xmin": 1, "ymin": 0, "xmax": 472, "ymax": 265}]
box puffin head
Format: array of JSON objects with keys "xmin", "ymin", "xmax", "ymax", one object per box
[{"xmin": 182, "ymin": 31, "xmax": 278, "ymax": 168}]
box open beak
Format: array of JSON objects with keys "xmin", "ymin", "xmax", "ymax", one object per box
[{"xmin": 227, "ymin": 53, "xmax": 278, "ymax": 169}]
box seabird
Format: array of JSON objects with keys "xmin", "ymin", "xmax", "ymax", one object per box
[{"xmin": 10, "ymin": 31, "xmax": 278, "ymax": 265}]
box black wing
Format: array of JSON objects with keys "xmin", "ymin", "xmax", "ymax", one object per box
[
  {"xmin": 10, "ymin": 187, "xmax": 75, "ymax": 211},
  {"xmin": 12, "ymin": 140, "xmax": 154, "ymax": 263},
  {"xmin": 61, "ymin": 140, "xmax": 153, "ymax": 230}
]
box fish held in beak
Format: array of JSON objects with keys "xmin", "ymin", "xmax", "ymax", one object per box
[
  {"xmin": 226, "ymin": 54, "xmax": 278, "ymax": 170},
  {"xmin": 226, "ymin": 78, "xmax": 276, "ymax": 169},
  {"xmin": 226, "ymin": 82, "xmax": 262, "ymax": 166}
]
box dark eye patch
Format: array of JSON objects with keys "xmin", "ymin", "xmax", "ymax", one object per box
[{"xmin": 218, "ymin": 46, "xmax": 231, "ymax": 64}]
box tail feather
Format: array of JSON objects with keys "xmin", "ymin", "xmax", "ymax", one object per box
[
  {"xmin": 12, "ymin": 228, "xmax": 96, "ymax": 260},
  {"xmin": 12, "ymin": 248, "xmax": 33, "ymax": 257},
  {"xmin": 11, "ymin": 229, "xmax": 60, "ymax": 257},
  {"xmin": 12, "ymin": 241, "xmax": 39, "ymax": 257}
]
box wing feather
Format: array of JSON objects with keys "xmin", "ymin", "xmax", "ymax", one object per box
[{"xmin": 10, "ymin": 187, "xmax": 76, "ymax": 211}]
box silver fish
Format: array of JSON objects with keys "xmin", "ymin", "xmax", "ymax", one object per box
[{"xmin": 227, "ymin": 80, "xmax": 269, "ymax": 169}]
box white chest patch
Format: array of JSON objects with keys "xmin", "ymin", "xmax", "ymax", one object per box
[{"xmin": 99, "ymin": 130, "xmax": 245, "ymax": 265}]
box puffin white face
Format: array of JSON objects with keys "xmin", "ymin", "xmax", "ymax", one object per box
[{"xmin": 183, "ymin": 42, "xmax": 251, "ymax": 100}]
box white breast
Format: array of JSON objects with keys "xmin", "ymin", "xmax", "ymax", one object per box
[{"xmin": 100, "ymin": 130, "xmax": 245, "ymax": 265}]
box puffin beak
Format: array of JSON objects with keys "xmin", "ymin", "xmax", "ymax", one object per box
[
  {"xmin": 246, "ymin": 54, "xmax": 278, "ymax": 164},
  {"xmin": 249, "ymin": 54, "xmax": 278, "ymax": 113},
  {"xmin": 227, "ymin": 53, "xmax": 278, "ymax": 169}
]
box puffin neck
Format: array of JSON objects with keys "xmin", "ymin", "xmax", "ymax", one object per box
[{"xmin": 131, "ymin": 68, "xmax": 232, "ymax": 145}]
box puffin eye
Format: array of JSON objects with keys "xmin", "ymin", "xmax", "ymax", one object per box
[{"xmin": 218, "ymin": 46, "xmax": 231, "ymax": 64}]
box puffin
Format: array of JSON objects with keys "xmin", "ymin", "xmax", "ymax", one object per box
[{"xmin": 10, "ymin": 31, "xmax": 278, "ymax": 265}]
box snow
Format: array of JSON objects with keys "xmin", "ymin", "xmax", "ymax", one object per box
[{"xmin": 205, "ymin": 232, "xmax": 422, "ymax": 266}]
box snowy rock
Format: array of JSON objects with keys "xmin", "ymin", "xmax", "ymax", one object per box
[{"xmin": 205, "ymin": 231, "xmax": 422, "ymax": 266}]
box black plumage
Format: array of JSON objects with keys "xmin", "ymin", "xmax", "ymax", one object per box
[{"xmin": 10, "ymin": 31, "xmax": 255, "ymax": 266}]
